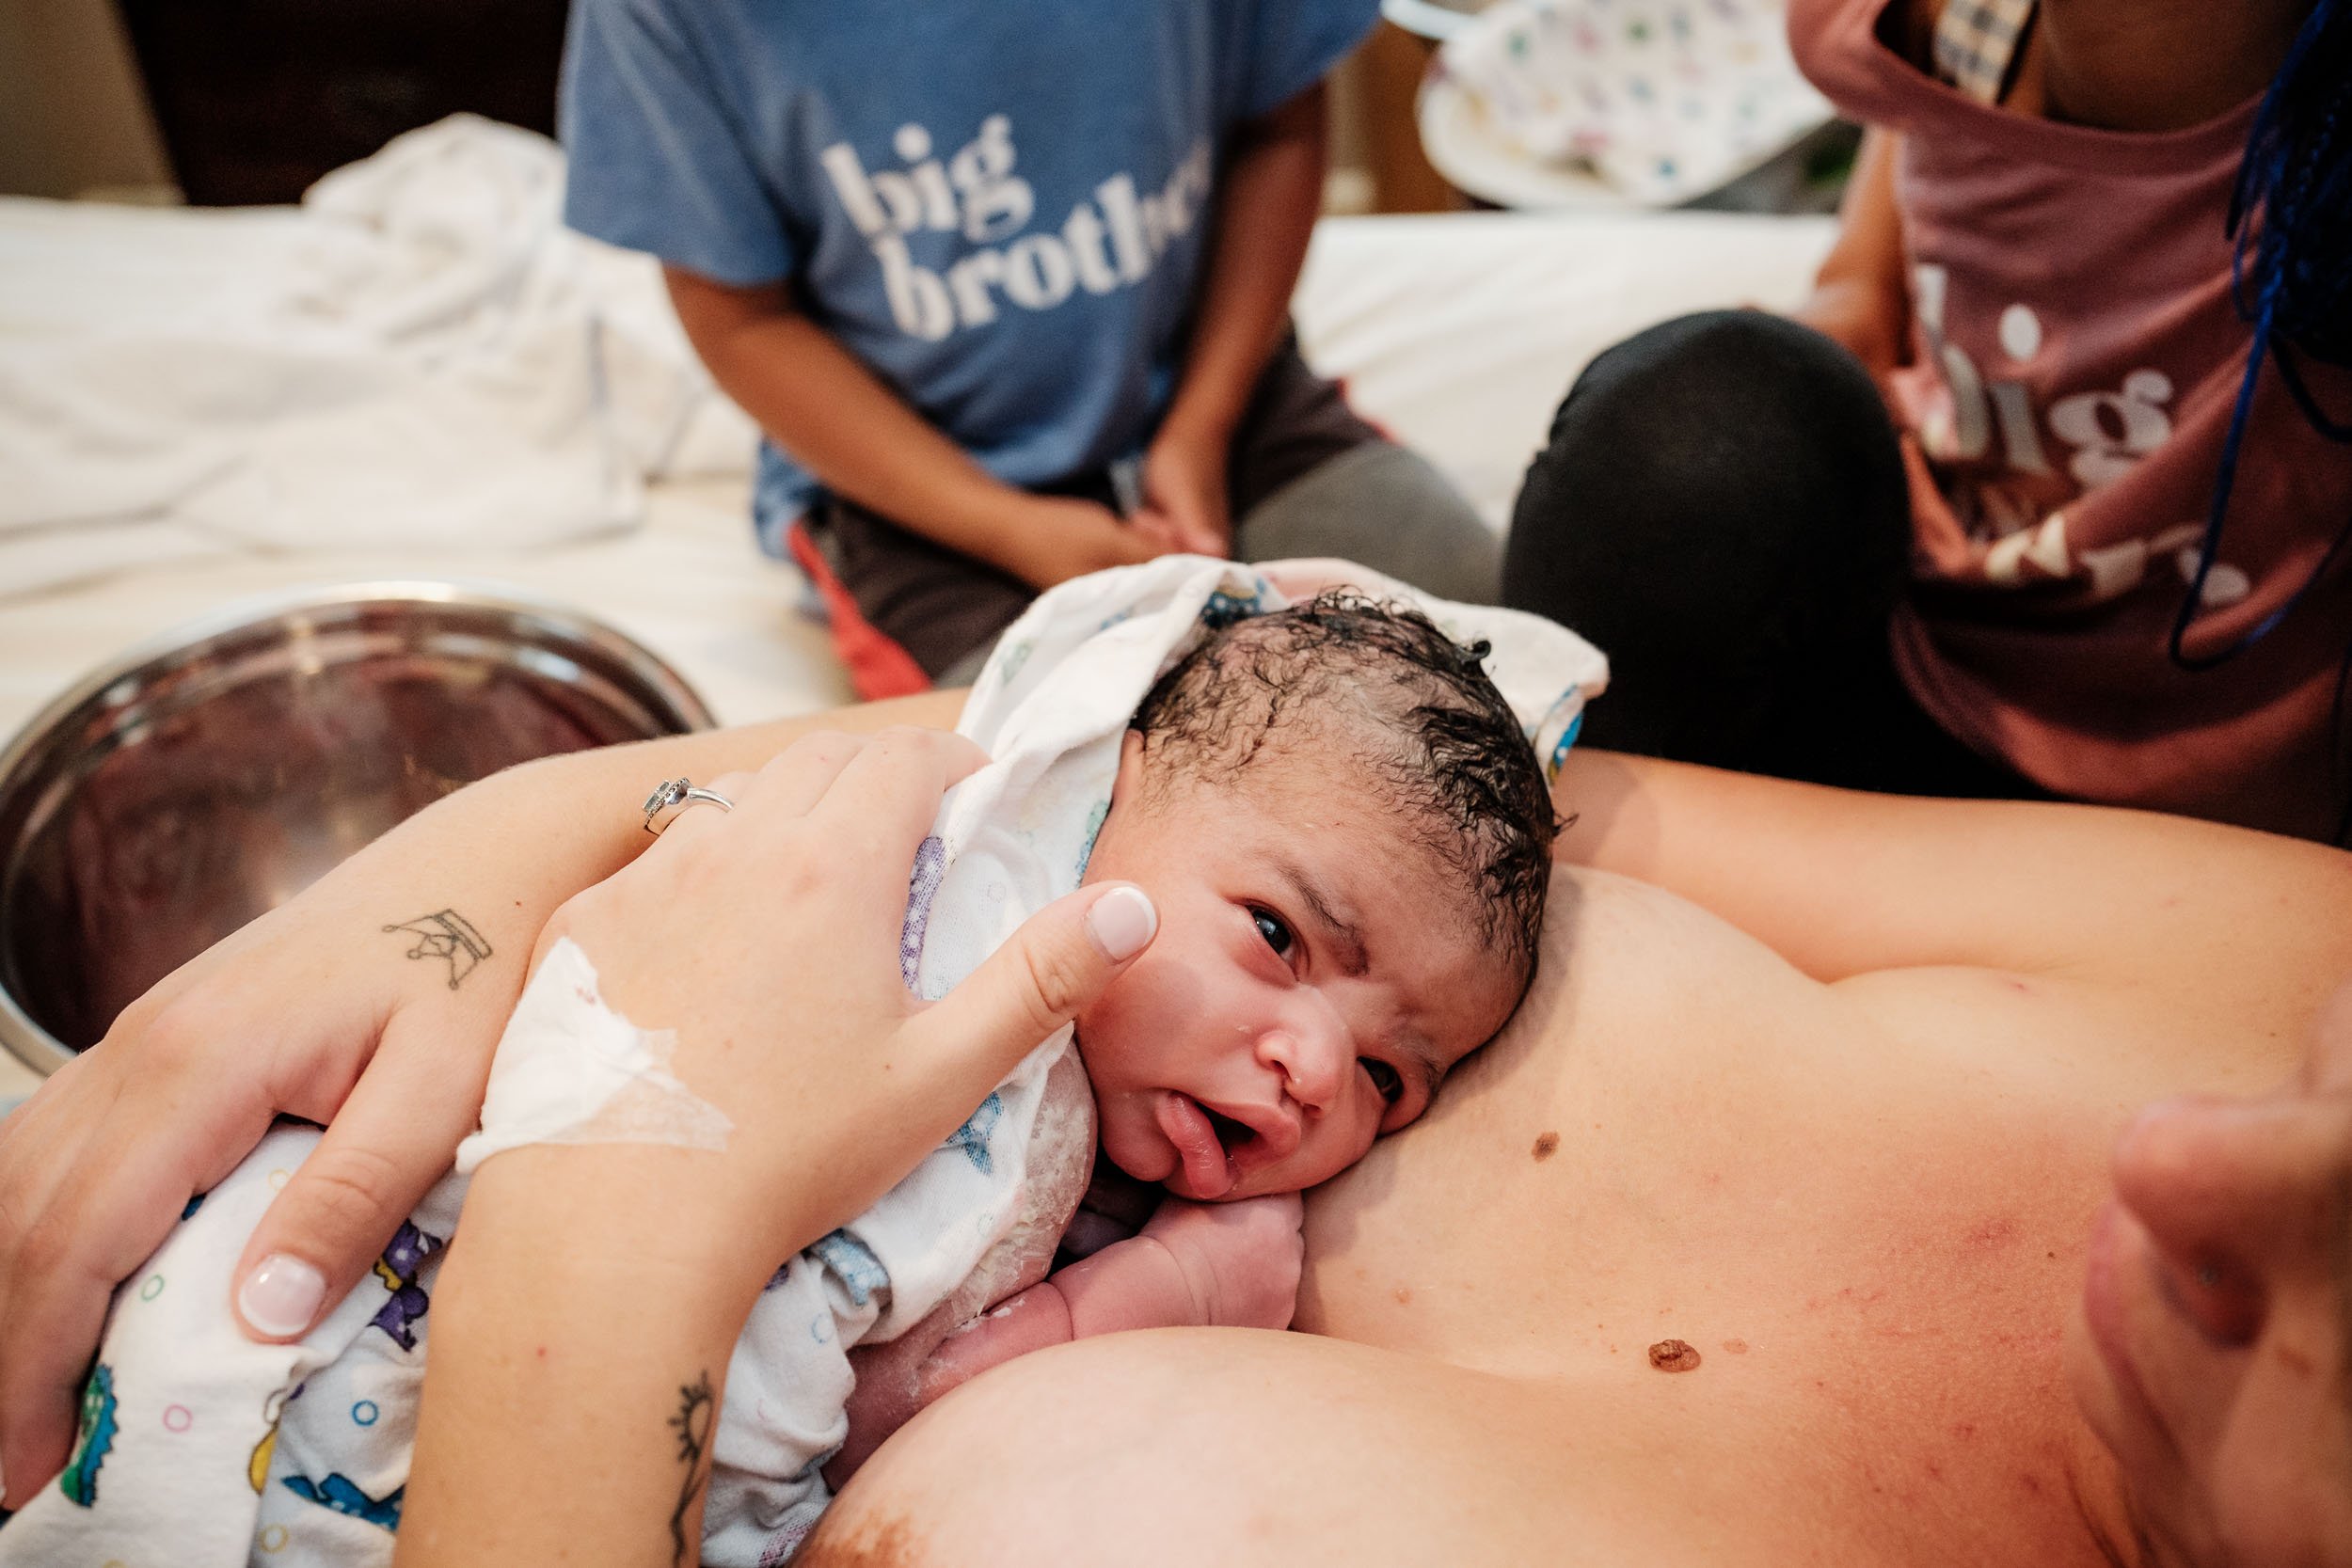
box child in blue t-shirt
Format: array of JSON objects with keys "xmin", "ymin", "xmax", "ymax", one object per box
[{"xmin": 560, "ymin": 0, "xmax": 1500, "ymax": 694}]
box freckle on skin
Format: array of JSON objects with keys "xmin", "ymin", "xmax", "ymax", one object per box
[
  {"xmin": 1722, "ymin": 1338, "xmax": 1748, "ymax": 1355},
  {"xmin": 1532, "ymin": 1132, "xmax": 1560, "ymax": 1161},
  {"xmin": 1647, "ymin": 1339, "xmax": 1702, "ymax": 1372},
  {"xmin": 1393, "ymin": 1287, "xmax": 1411, "ymax": 1306}
]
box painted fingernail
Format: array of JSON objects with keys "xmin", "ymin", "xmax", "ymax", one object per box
[
  {"xmin": 1088, "ymin": 885, "xmax": 1157, "ymax": 961},
  {"xmin": 237, "ymin": 1254, "xmax": 326, "ymax": 1338}
]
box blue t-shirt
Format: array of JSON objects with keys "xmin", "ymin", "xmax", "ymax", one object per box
[{"xmin": 561, "ymin": 0, "xmax": 1377, "ymax": 549}]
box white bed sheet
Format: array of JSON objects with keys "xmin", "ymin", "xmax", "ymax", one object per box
[
  {"xmin": 0, "ymin": 205, "xmax": 1832, "ymax": 737},
  {"xmin": 0, "ymin": 201, "xmax": 1832, "ymax": 1098}
]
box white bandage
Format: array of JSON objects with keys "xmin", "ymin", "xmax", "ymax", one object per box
[{"xmin": 453, "ymin": 936, "xmax": 733, "ymax": 1174}]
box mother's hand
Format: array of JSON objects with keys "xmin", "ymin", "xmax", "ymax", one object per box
[
  {"xmin": 533, "ymin": 726, "xmax": 1158, "ymax": 1260},
  {"xmin": 2073, "ymin": 978, "xmax": 2352, "ymax": 1567},
  {"xmin": 400, "ymin": 727, "xmax": 1156, "ymax": 1566},
  {"xmin": 0, "ymin": 805, "xmax": 541, "ymax": 1504}
]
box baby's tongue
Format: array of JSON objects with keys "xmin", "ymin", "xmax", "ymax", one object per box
[{"xmin": 1155, "ymin": 1092, "xmax": 1233, "ymax": 1199}]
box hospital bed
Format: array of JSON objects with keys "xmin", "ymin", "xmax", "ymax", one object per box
[{"xmin": 0, "ymin": 118, "xmax": 1835, "ymax": 1101}]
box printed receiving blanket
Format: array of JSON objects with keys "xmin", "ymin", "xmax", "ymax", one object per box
[{"xmin": 0, "ymin": 556, "xmax": 1604, "ymax": 1568}]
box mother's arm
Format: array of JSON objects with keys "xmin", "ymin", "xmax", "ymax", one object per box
[
  {"xmin": 0, "ymin": 689, "xmax": 961, "ymax": 1505},
  {"xmin": 391, "ymin": 729, "xmax": 1159, "ymax": 1564}
]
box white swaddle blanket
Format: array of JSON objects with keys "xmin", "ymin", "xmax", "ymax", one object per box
[{"xmin": 0, "ymin": 557, "xmax": 1604, "ymax": 1567}]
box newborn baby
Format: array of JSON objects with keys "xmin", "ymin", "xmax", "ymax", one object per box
[
  {"xmin": 5, "ymin": 563, "xmax": 1601, "ymax": 1567},
  {"xmin": 829, "ymin": 586, "xmax": 1566, "ymax": 1478}
]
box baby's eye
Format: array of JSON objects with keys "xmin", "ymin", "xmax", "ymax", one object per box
[
  {"xmin": 1359, "ymin": 1057, "xmax": 1403, "ymax": 1104},
  {"xmin": 1251, "ymin": 909, "xmax": 1295, "ymax": 958}
]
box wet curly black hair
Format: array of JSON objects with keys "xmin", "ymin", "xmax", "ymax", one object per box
[{"xmin": 1127, "ymin": 592, "xmax": 1558, "ymax": 981}]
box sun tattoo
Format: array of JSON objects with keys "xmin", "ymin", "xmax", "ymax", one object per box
[{"xmin": 668, "ymin": 1370, "xmax": 716, "ymax": 1566}]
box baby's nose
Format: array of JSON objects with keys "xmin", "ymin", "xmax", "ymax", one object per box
[{"xmin": 1258, "ymin": 1021, "xmax": 1346, "ymax": 1113}]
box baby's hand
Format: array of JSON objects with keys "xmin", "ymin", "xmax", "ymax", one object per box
[
  {"xmin": 1141, "ymin": 1192, "xmax": 1305, "ymax": 1330},
  {"xmin": 827, "ymin": 1192, "xmax": 1302, "ymax": 1486}
]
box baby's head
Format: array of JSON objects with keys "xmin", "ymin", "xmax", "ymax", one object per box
[{"xmin": 1076, "ymin": 593, "xmax": 1556, "ymax": 1201}]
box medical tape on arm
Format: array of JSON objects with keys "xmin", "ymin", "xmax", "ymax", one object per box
[{"xmin": 453, "ymin": 935, "xmax": 732, "ymax": 1174}]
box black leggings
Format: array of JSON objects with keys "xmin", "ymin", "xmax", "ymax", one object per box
[{"xmin": 1502, "ymin": 309, "xmax": 2042, "ymax": 800}]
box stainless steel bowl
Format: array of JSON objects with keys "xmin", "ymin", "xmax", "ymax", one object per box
[{"xmin": 0, "ymin": 582, "xmax": 714, "ymax": 1075}]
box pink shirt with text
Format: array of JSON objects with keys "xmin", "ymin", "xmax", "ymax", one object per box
[{"xmin": 1790, "ymin": 0, "xmax": 2352, "ymax": 835}]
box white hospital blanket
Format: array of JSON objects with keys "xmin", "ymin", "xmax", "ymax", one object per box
[{"xmin": 0, "ymin": 115, "xmax": 755, "ymax": 599}]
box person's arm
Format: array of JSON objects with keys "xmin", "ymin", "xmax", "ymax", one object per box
[
  {"xmin": 1788, "ymin": 127, "xmax": 1909, "ymax": 377},
  {"xmin": 1553, "ymin": 749, "xmax": 2352, "ymax": 1013},
  {"xmin": 396, "ymin": 730, "xmax": 1161, "ymax": 1565},
  {"xmin": 1132, "ymin": 85, "xmax": 1329, "ymax": 557},
  {"xmin": 0, "ymin": 690, "xmax": 962, "ymax": 1504},
  {"xmin": 666, "ymin": 269, "xmax": 1169, "ymax": 590}
]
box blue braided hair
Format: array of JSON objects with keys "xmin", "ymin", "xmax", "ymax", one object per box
[{"xmin": 2173, "ymin": 0, "xmax": 2352, "ymax": 834}]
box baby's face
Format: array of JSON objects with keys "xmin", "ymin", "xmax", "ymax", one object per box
[{"xmin": 1074, "ymin": 733, "xmax": 1523, "ymax": 1202}]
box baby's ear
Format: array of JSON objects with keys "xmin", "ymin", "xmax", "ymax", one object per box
[{"xmin": 1111, "ymin": 729, "xmax": 1149, "ymax": 801}]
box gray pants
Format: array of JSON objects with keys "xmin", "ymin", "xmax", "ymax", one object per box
[
  {"xmin": 936, "ymin": 445, "xmax": 1498, "ymax": 684},
  {"xmin": 811, "ymin": 337, "xmax": 1500, "ymax": 688}
]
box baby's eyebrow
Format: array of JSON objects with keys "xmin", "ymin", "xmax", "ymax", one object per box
[{"xmin": 1272, "ymin": 854, "xmax": 1368, "ymax": 976}]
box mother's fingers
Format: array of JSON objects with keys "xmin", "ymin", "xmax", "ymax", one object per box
[
  {"xmin": 638, "ymin": 728, "xmax": 885, "ymax": 857},
  {"xmin": 807, "ymin": 728, "xmax": 989, "ymax": 847},
  {"xmin": 898, "ymin": 881, "xmax": 1155, "ymax": 1124},
  {"xmin": 640, "ymin": 768, "xmax": 759, "ymax": 853},
  {"xmin": 0, "ymin": 1056, "xmax": 114, "ymax": 1504},
  {"xmin": 2114, "ymin": 1094, "xmax": 2350, "ymax": 1274},
  {"xmin": 0, "ymin": 1053, "xmax": 272, "ymax": 1504},
  {"xmin": 744, "ymin": 731, "xmax": 876, "ymax": 817},
  {"xmin": 229, "ymin": 1003, "xmax": 494, "ymax": 1342}
]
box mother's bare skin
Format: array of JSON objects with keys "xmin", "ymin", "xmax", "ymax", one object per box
[{"xmin": 801, "ymin": 754, "xmax": 2352, "ymax": 1567}]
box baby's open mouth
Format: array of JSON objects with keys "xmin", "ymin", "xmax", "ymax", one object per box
[
  {"xmin": 1202, "ymin": 1104, "xmax": 1255, "ymax": 1157},
  {"xmin": 1154, "ymin": 1091, "xmax": 1245, "ymax": 1198}
]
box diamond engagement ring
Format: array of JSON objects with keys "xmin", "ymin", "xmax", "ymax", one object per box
[{"xmin": 642, "ymin": 777, "xmax": 736, "ymax": 833}]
